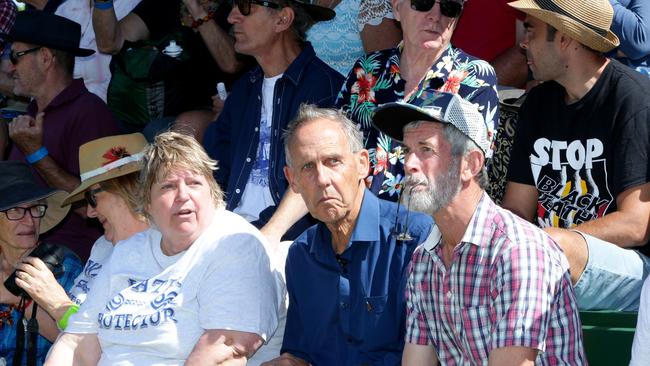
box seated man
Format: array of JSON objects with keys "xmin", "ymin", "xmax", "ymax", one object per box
[
  {"xmin": 501, "ymin": 0, "xmax": 650, "ymax": 311},
  {"xmin": 3, "ymin": 11, "xmax": 119, "ymax": 260},
  {"xmin": 203, "ymin": 0, "xmax": 344, "ymax": 242},
  {"xmin": 265, "ymin": 105, "xmax": 433, "ymax": 365},
  {"xmin": 372, "ymin": 92, "xmax": 585, "ymax": 365}
]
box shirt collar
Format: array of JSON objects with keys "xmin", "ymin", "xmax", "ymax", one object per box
[
  {"xmin": 248, "ymin": 42, "xmax": 316, "ymax": 86},
  {"xmin": 28, "ymin": 79, "xmax": 86, "ymax": 114},
  {"xmin": 309, "ymin": 189, "xmax": 379, "ymax": 261},
  {"xmin": 459, "ymin": 192, "xmax": 497, "ymax": 247}
]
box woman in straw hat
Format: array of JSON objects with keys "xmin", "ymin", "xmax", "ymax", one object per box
[
  {"xmin": 0, "ymin": 161, "xmax": 83, "ymax": 366},
  {"xmin": 11, "ymin": 134, "xmax": 149, "ymax": 336},
  {"xmin": 46, "ymin": 131, "xmax": 280, "ymax": 365}
]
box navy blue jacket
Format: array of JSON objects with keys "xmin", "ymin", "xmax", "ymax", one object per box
[{"xmin": 203, "ymin": 43, "xmax": 344, "ymax": 239}]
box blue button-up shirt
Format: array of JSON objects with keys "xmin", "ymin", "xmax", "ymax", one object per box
[
  {"xmin": 203, "ymin": 43, "xmax": 344, "ymax": 238},
  {"xmin": 282, "ymin": 190, "xmax": 433, "ymax": 365}
]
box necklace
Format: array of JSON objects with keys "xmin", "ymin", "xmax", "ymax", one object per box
[{"xmin": 0, "ymin": 303, "xmax": 21, "ymax": 329}]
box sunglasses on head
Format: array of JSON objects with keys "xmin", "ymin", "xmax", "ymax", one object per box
[
  {"xmin": 231, "ymin": 0, "xmax": 281, "ymax": 15},
  {"xmin": 410, "ymin": 0, "xmax": 463, "ymax": 17},
  {"xmin": 84, "ymin": 187, "xmax": 105, "ymax": 209},
  {"xmin": 9, "ymin": 46, "xmax": 42, "ymax": 65}
]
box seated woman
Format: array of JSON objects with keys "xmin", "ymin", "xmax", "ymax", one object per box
[
  {"xmin": 45, "ymin": 131, "xmax": 280, "ymax": 365},
  {"xmin": 13, "ymin": 134, "xmax": 149, "ymax": 334},
  {"xmin": 0, "ymin": 161, "xmax": 83, "ymax": 365}
]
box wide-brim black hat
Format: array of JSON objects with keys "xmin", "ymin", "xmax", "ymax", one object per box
[
  {"xmin": 0, "ymin": 161, "xmax": 70, "ymax": 234},
  {"xmin": 291, "ymin": 0, "xmax": 335, "ymax": 21},
  {"xmin": 0, "ymin": 10, "xmax": 94, "ymax": 57}
]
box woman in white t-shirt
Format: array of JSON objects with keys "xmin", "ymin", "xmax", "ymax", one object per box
[
  {"xmin": 45, "ymin": 131, "xmax": 280, "ymax": 366},
  {"xmin": 13, "ymin": 133, "xmax": 149, "ymax": 334}
]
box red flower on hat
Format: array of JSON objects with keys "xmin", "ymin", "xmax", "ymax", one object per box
[
  {"xmin": 351, "ymin": 68, "xmax": 377, "ymax": 104},
  {"xmin": 102, "ymin": 146, "xmax": 131, "ymax": 166}
]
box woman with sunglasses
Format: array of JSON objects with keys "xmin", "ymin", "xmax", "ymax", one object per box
[
  {"xmin": 0, "ymin": 161, "xmax": 83, "ymax": 366},
  {"xmin": 45, "ymin": 131, "xmax": 279, "ymax": 366},
  {"xmin": 335, "ymin": 0, "xmax": 498, "ymax": 202},
  {"xmin": 9, "ymin": 134, "xmax": 148, "ymax": 352}
]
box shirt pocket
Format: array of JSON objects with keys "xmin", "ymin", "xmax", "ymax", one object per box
[{"xmin": 460, "ymin": 305, "xmax": 492, "ymax": 363}]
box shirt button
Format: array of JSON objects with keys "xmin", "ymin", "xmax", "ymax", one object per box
[
  {"xmin": 246, "ymin": 157, "xmax": 251, "ymax": 162},
  {"xmin": 340, "ymin": 302, "xmax": 348, "ymax": 309},
  {"xmin": 235, "ymin": 189, "xmax": 241, "ymax": 194},
  {"xmin": 254, "ymin": 127, "xmax": 259, "ymax": 132}
]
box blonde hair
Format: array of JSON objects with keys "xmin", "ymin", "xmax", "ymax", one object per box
[
  {"xmin": 100, "ymin": 172, "xmax": 146, "ymax": 221},
  {"xmin": 139, "ymin": 132, "xmax": 224, "ymax": 216}
]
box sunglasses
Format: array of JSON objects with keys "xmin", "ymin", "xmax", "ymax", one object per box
[
  {"xmin": 9, "ymin": 46, "xmax": 42, "ymax": 65},
  {"xmin": 2, "ymin": 204, "xmax": 47, "ymax": 221},
  {"xmin": 84, "ymin": 187, "xmax": 105, "ymax": 208},
  {"xmin": 410, "ymin": 0, "xmax": 463, "ymax": 17},
  {"xmin": 231, "ymin": 0, "xmax": 281, "ymax": 16}
]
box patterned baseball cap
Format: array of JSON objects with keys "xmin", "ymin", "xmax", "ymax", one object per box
[{"xmin": 372, "ymin": 91, "xmax": 493, "ymax": 157}]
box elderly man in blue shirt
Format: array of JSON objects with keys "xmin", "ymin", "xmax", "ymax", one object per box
[{"xmin": 262, "ymin": 105, "xmax": 433, "ymax": 366}]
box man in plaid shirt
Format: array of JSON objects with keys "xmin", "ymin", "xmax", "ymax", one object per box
[{"xmin": 372, "ymin": 92, "xmax": 585, "ymax": 365}]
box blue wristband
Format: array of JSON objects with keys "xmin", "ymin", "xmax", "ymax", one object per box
[
  {"xmin": 25, "ymin": 146, "xmax": 48, "ymax": 165},
  {"xmin": 94, "ymin": 0, "xmax": 113, "ymax": 10}
]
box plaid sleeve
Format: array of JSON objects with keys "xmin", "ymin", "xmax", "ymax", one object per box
[
  {"xmin": 489, "ymin": 230, "xmax": 564, "ymax": 352},
  {"xmin": 405, "ymin": 247, "xmax": 433, "ymax": 346}
]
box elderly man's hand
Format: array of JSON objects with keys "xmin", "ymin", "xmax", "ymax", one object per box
[
  {"xmin": 8, "ymin": 112, "xmax": 45, "ymax": 155},
  {"xmin": 261, "ymin": 353, "xmax": 310, "ymax": 366}
]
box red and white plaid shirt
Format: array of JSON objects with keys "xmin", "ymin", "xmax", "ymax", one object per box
[{"xmin": 405, "ymin": 193, "xmax": 586, "ymax": 365}]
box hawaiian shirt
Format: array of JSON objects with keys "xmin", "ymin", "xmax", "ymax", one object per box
[
  {"xmin": 335, "ymin": 43, "xmax": 499, "ymax": 201},
  {"xmin": 405, "ymin": 193, "xmax": 586, "ymax": 365}
]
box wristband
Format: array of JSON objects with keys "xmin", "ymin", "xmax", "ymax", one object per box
[
  {"xmin": 94, "ymin": 0, "xmax": 114, "ymax": 10},
  {"xmin": 25, "ymin": 146, "xmax": 48, "ymax": 165},
  {"xmin": 191, "ymin": 11, "xmax": 216, "ymax": 28},
  {"xmin": 57, "ymin": 304, "xmax": 80, "ymax": 330}
]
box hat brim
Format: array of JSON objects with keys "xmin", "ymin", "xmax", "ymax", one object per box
[
  {"xmin": 0, "ymin": 188, "xmax": 70, "ymax": 235},
  {"xmin": 298, "ymin": 3, "xmax": 335, "ymax": 21},
  {"xmin": 61, "ymin": 160, "xmax": 143, "ymax": 206},
  {"xmin": 508, "ymin": 0, "xmax": 619, "ymax": 53},
  {"xmin": 0, "ymin": 31, "xmax": 95, "ymax": 57},
  {"xmin": 372, "ymin": 103, "xmax": 446, "ymax": 142}
]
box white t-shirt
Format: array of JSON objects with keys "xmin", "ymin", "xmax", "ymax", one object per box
[
  {"xmin": 234, "ymin": 74, "xmax": 283, "ymax": 222},
  {"xmin": 631, "ymin": 277, "xmax": 650, "ymax": 365},
  {"xmin": 67, "ymin": 208, "xmax": 280, "ymax": 366},
  {"xmin": 68, "ymin": 236, "xmax": 114, "ymax": 305}
]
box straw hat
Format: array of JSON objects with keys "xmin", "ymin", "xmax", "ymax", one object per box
[
  {"xmin": 0, "ymin": 161, "xmax": 70, "ymax": 234},
  {"xmin": 508, "ymin": 0, "xmax": 619, "ymax": 53},
  {"xmin": 62, "ymin": 133, "xmax": 147, "ymax": 206}
]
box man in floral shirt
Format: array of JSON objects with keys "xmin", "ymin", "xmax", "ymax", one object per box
[{"xmin": 336, "ymin": 0, "xmax": 498, "ymax": 201}]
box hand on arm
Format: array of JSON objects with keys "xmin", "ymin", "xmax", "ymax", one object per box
[
  {"xmin": 45, "ymin": 333, "xmax": 101, "ymax": 366},
  {"xmin": 402, "ymin": 343, "xmax": 438, "ymax": 366},
  {"xmin": 185, "ymin": 329, "xmax": 264, "ymax": 366},
  {"xmin": 260, "ymin": 189, "xmax": 308, "ymax": 244},
  {"xmin": 182, "ymin": 0, "xmax": 242, "ymax": 73},
  {"xmin": 500, "ymin": 181, "xmax": 538, "ymax": 223},
  {"xmin": 261, "ymin": 353, "xmax": 310, "ymax": 366},
  {"xmin": 488, "ymin": 346, "xmax": 537, "ymax": 366}
]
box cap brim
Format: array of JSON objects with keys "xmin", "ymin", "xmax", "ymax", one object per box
[
  {"xmin": 61, "ymin": 160, "xmax": 143, "ymax": 206},
  {"xmin": 372, "ymin": 102, "xmax": 445, "ymax": 142}
]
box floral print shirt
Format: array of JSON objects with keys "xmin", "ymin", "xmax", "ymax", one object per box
[{"xmin": 335, "ymin": 43, "xmax": 499, "ymax": 200}]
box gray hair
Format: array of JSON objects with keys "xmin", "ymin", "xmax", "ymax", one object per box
[
  {"xmin": 284, "ymin": 104, "xmax": 364, "ymax": 167},
  {"xmin": 404, "ymin": 121, "xmax": 488, "ymax": 188},
  {"xmin": 268, "ymin": 1, "xmax": 314, "ymax": 42}
]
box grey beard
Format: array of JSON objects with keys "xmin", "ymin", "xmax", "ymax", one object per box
[{"xmin": 402, "ymin": 158, "xmax": 461, "ymax": 215}]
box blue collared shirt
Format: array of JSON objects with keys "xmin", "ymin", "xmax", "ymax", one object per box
[{"xmin": 282, "ymin": 190, "xmax": 433, "ymax": 365}]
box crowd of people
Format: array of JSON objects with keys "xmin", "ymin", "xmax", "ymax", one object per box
[{"xmin": 0, "ymin": 0, "xmax": 649, "ymax": 364}]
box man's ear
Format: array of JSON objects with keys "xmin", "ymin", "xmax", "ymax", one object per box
[
  {"xmin": 276, "ymin": 6, "xmax": 295, "ymax": 32},
  {"xmin": 357, "ymin": 149, "xmax": 370, "ymax": 179},
  {"xmin": 391, "ymin": 0, "xmax": 402, "ymax": 22},
  {"xmin": 460, "ymin": 149, "xmax": 484, "ymax": 183},
  {"xmin": 284, "ymin": 165, "xmax": 299, "ymax": 193}
]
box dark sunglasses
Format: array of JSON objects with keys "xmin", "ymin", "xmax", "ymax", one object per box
[
  {"xmin": 9, "ymin": 46, "xmax": 42, "ymax": 65},
  {"xmin": 231, "ymin": 0, "xmax": 281, "ymax": 16},
  {"xmin": 410, "ymin": 0, "xmax": 463, "ymax": 17},
  {"xmin": 84, "ymin": 187, "xmax": 105, "ymax": 208}
]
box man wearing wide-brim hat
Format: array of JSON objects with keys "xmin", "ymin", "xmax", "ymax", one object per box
[
  {"xmin": 501, "ymin": 0, "xmax": 650, "ymax": 312},
  {"xmin": 0, "ymin": 161, "xmax": 83, "ymax": 366},
  {"xmin": 2, "ymin": 10, "xmax": 119, "ymax": 261}
]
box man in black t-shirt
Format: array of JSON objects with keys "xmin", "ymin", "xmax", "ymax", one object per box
[{"xmin": 502, "ymin": 0, "xmax": 650, "ymax": 311}]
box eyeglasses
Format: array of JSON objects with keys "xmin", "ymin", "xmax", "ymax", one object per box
[
  {"xmin": 9, "ymin": 46, "xmax": 42, "ymax": 65},
  {"xmin": 84, "ymin": 187, "xmax": 105, "ymax": 208},
  {"xmin": 231, "ymin": 0, "xmax": 281, "ymax": 16},
  {"xmin": 392, "ymin": 185, "xmax": 415, "ymax": 242},
  {"xmin": 410, "ymin": 0, "xmax": 463, "ymax": 17},
  {"xmin": 2, "ymin": 204, "xmax": 48, "ymax": 221}
]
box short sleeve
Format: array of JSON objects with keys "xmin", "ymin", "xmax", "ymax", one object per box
[
  {"xmin": 612, "ymin": 106, "xmax": 650, "ymax": 195},
  {"xmin": 65, "ymin": 255, "xmax": 113, "ymax": 334},
  {"xmin": 198, "ymin": 233, "xmax": 279, "ymax": 341},
  {"xmin": 358, "ymin": 0, "xmax": 394, "ymax": 31}
]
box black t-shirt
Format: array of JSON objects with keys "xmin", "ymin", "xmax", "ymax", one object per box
[
  {"xmin": 130, "ymin": 0, "xmax": 237, "ymax": 109},
  {"xmin": 508, "ymin": 60, "xmax": 650, "ymax": 254}
]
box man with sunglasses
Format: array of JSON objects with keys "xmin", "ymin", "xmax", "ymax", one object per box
[
  {"xmin": 335, "ymin": 0, "xmax": 498, "ymax": 205},
  {"xmin": 2, "ymin": 11, "xmax": 119, "ymax": 262},
  {"xmin": 203, "ymin": 0, "xmax": 344, "ymax": 243}
]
